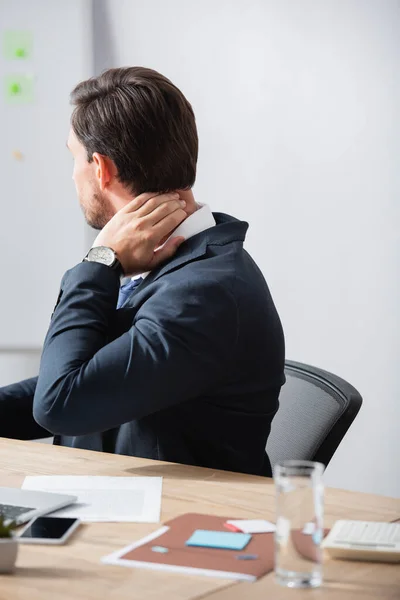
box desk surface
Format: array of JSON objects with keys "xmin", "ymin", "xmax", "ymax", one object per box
[{"xmin": 0, "ymin": 438, "xmax": 399, "ymax": 600}]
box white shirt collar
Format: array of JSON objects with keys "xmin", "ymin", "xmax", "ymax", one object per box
[
  {"xmin": 136, "ymin": 203, "xmax": 216, "ymax": 280},
  {"xmin": 171, "ymin": 202, "xmax": 216, "ymax": 241}
]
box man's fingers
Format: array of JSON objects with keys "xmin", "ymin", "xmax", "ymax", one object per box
[
  {"xmin": 151, "ymin": 209, "xmax": 187, "ymax": 241},
  {"xmin": 120, "ymin": 192, "xmax": 180, "ymax": 215},
  {"xmin": 118, "ymin": 192, "xmax": 158, "ymax": 214},
  {"xmin": 141, "ymin": 199, "xmax": 186, "ymax": 226},
  {"xmin": 137, "ymin": 193, "xmax": 184, "ymax": 217},
  {"xmin": 151, "ymin": 236, "xmax": 186, "ymax": 269}
]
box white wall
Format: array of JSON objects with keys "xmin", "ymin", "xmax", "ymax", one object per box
[
  {"xmin": 95, "ymin": 0, "xmax": 400, "ymax": 497},
  {"xmin": 0, "ymin": 0, "xmax": 92, "ymax": 384},
  {"xmin": 0, "ymin": 350, "xmax": 41, "ymax": 387}
]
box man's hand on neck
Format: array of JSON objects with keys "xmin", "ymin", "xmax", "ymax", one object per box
[{"xmin": 92, "ymin": 192, "xmax": 188, "ymax": 276}]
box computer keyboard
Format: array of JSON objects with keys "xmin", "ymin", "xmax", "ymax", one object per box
[
  {"xmin": 0, "ymin": 503, "xmax": 34, "ymax": 521},
  {"xmin": 323, "ymin": 520, "xmax": 400, "ymax": 562},
  {"xmin": 334, "ymin": 520, "xmax": 400, "ymax": 546}
]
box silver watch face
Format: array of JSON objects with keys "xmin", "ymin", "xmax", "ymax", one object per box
[{"xmin": 87, "ymin": 246, "xmax": 115, "ymax": 267}]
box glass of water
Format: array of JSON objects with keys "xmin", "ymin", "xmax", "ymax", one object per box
[{"xmin": 273, "ymin": 460, "xmax": 324, "ymax": 588}]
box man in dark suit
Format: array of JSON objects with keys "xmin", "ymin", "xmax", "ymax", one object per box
[{"xmin": 0, "ymin": 67, "xmax": 285, "ymax": 476}]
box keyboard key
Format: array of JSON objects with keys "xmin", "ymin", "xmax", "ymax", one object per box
[{"xmin": 0, "ymin": 503, "xmax": 34, "ymax": 521}]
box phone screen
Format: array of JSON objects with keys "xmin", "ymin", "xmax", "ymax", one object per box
[{"xmin": 20, "ymin": 517, "xmax": 78, "ymax": 539}]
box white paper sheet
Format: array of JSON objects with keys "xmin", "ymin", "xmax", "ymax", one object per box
[
  {"xmin": 225, "ymin": 519, "xmax": 276, "ymax": 534},
  {"xmin": 22, "ymin": 476, "xmax": 162, "ymax": 523}
]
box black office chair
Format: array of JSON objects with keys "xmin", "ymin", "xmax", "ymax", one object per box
[{"xmin": 266, "ymin": 360, "xmax": 362, "ymax": 469}]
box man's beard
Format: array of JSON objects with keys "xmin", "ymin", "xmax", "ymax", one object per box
[{"xmin": 81, "ymin": 191, "xmax": 114, "ymax": 230}]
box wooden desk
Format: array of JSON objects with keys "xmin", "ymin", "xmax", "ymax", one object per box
[{"xmin": 0, "ymin": 438, "xmax": 399, "ymax": 600}]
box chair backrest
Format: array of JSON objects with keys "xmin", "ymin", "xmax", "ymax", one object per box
[{"xmin": 266, "ymin": 360, "xmax": 362, "ymax": 468}]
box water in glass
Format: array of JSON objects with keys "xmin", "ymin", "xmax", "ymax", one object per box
[{"xmin": 274, "ymin": 460, "xmax": 324, "ymax": 588}]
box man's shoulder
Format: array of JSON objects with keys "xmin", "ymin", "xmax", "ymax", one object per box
[
  {"xmin": 138, "ymin": 242, "xmax": 267, "ymax": 321},
  {"xmin": 152, "ymin": 242, "xmax": 244, "ymax": 294},
  {"xmin": 149, "ymin": 261, "xmax": 238, "ymax": 302},
  {"xmin": 134, "ymin": 258, "xmax": 239, "ymax": 333}
]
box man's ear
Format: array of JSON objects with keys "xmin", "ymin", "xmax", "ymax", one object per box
[{"xmin": 92, "ymin": 152, "xmax": 113, "ymax": 191}]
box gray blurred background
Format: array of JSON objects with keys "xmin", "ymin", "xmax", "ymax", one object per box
[{"xmin": 1, "ymin": 0, "xmax": 398, "ymax": 497}]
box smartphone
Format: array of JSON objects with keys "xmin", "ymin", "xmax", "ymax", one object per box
[{"xmin": 18, "ymin": 516, "xmax": 81, "ymax": 545}]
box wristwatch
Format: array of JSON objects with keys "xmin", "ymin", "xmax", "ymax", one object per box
[{"xmin": 83, "ymin": 246, "xmax": 124, "ymax": 277}]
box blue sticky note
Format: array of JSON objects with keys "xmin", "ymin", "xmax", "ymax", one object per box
[{"xmin": 185, "ymin": 530, "xmax": 251, "ymax": 551}]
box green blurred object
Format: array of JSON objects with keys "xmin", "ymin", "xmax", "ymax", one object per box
[
  {"xmin": 4, "ymin": 74, "xmax": 34, "ymax": 104},
  {"xmin": 0, "ymin": 514, "xmax": 17, "ymax": 539},
  {"xmin": 10, "ymin": 82, "xmax": 21, "ymax": 94},
  {"xmin": 3, "ymin": 30, "xmax": 33, "ymax": 60}
]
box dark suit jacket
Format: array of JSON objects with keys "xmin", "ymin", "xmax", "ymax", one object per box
[{"xmin": 0, "ymin": 213, "xmax": 285, "ymax": 476}]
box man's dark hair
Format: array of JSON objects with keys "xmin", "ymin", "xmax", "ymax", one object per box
[{"xmin": 70, "ymin": 67, "xmax": 198, "ymax": 195}]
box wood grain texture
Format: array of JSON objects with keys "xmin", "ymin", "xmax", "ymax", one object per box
[
  {"xmin": 0, "ymin": 438, "xmax": 399, "ymax": 600},
  {"xmin": 206, "ymin": 558, "xmax": 400, "ymax": 600}
]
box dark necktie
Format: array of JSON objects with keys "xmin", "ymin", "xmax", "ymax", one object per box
[{"xmin": 117, "ymin": 277, "xmax": 144, "ymax": 309}]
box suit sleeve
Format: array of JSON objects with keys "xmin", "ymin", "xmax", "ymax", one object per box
[
  {"xmin": 33, "ymin": 261, "xmax": 238, "ymax": 436},
  {"xmin": 0, "ymin": 376, "xmax": 51, "ymax": 439}
]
